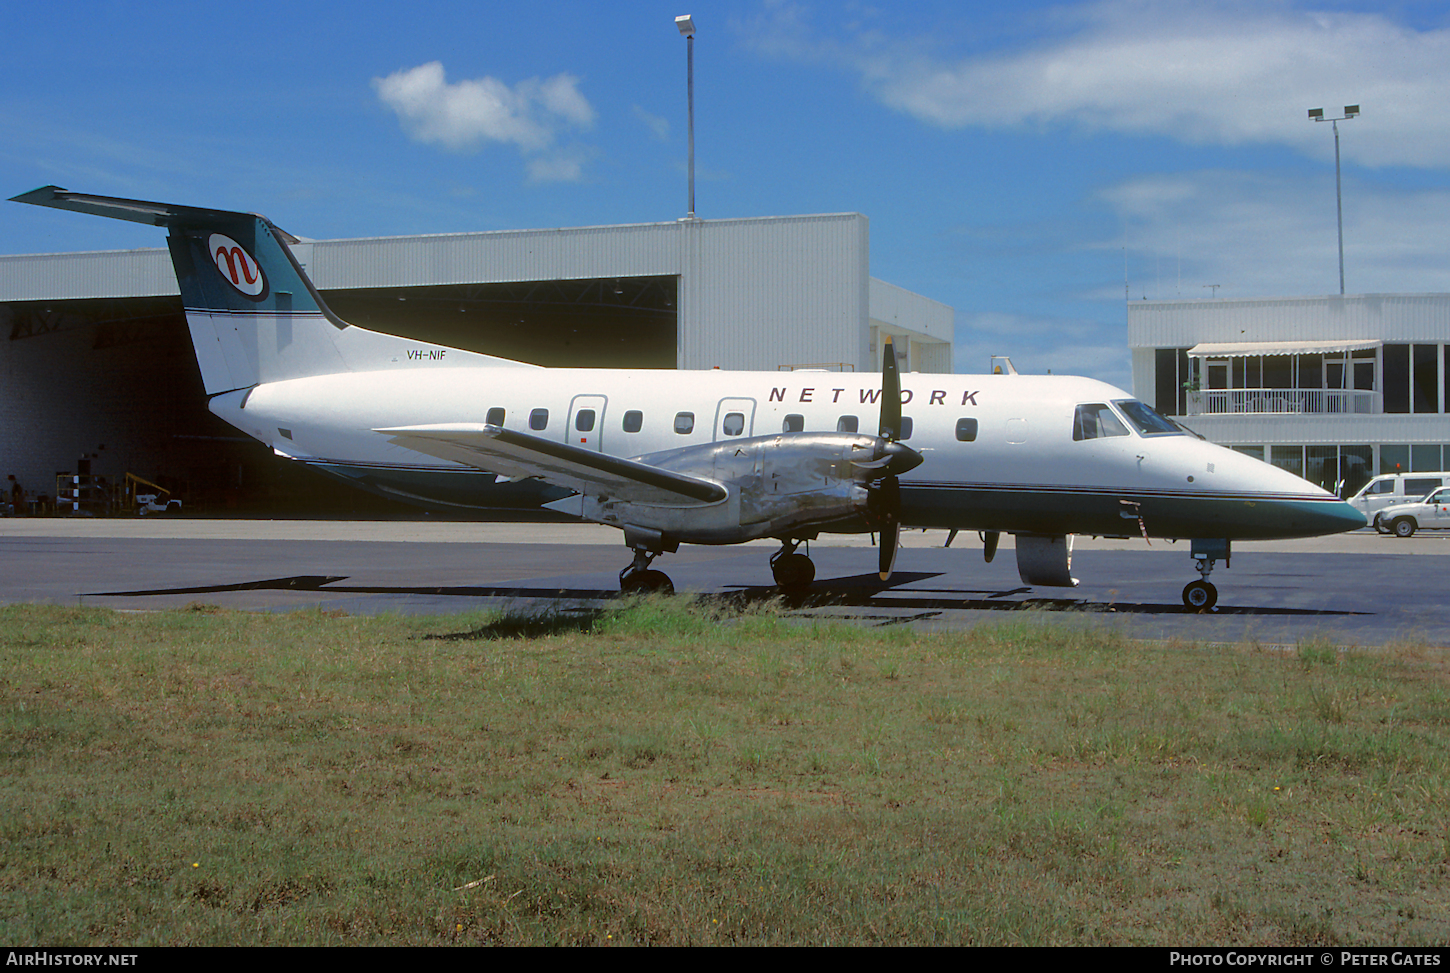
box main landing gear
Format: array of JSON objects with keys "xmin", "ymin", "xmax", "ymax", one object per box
[
  {"xmin": 770, "ymin": 538, "xmax": 815, "ymax": 590},
  {"xmin": 619, "ymin": 529, "xmax": 676, "ymax": 594},
  {"xmin": 1182, "ymin": 538, "xmax": 1229, "ymax": 610},
  {"xmin": 617, "ymin": 533, "xmax": 818, "ymax": 594}
]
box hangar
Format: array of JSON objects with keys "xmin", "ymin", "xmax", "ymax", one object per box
[{"xmin": 0, "ymin": 211, "xmax": 953, "ymax": 514}]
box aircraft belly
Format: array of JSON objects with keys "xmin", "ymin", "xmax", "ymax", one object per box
[{"xmin": 899, "ymin": 484, "xmax": 1360, "ymax": 540}]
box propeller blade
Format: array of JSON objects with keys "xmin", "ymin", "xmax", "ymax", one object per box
[
  {"xmin": 879, "ymin": 335, "xmax": 901, "ymax": 441},
  {"xmin": 877, "ymin": 476, "xmax": 901, "ymax": 580}
]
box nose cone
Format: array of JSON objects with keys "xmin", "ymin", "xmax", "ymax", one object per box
[
  {"xmin": 1311, "ymin": 499, "xmax": 1368, "ymax": 535},
  {"xmin": 881, "ymin": 441, "xmax": 924, "ymax": 477}
]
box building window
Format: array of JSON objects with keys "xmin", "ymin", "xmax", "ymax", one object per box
[
  {"xmin": 1384, "ymin": 345, "xmax": 1410, "ymax": 413},
  {"xmin": 1414, "ymin": 344, "xmax": 1440, "ymax": 413},
  {"xmin": 1155, "ymin": 348, "xmax": 1190, "ymax": 415}
]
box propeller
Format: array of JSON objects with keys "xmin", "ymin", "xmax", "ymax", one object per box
[{"xmin": 874, "ymin": 335, "xmax": 912, "ymax": 580}]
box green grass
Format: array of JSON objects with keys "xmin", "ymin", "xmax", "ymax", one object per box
[{"xmin": 1, "ymin": 600, "xmax": 1448, "ymax": 945}]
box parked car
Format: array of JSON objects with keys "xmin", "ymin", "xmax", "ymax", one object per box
[
  {"xmin": 1350, "ymin": 472, "xmax": 1450, "ymax": 528},
  {"xmin": 1375, "ymin": 487, "xmax": 1450, "ymax": 537}
]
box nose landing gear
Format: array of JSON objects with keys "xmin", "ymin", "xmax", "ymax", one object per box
[{"xmin": 1182, "ymin": 538, "xmax": 1229, "ymax": 610}]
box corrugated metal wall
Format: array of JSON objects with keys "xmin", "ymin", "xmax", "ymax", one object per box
[
  {"xmin": 1129, "ymin": 294, "xmax": 1450, "ymax": 348},
  {"xmin": 1, "ymin": 213, "xmax": 934, "ymax": 373}
]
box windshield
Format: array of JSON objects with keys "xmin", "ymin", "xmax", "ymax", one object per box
[{"xmin": 1113, "ymin": 399, "xmax": 1183, "ymax": 437}]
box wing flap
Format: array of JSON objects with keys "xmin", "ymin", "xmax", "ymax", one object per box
[{"xmin": 376, "ymin": 423, "xmax": 727, "ymax": 506}]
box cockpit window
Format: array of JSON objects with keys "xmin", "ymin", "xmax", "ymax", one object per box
[
  {"xmin": 1073, "ymin": 403, "xmax": 1129, "ymax": 441},
  {"xmin": 1114, "ymin": 399, "xmax": 1182, "ymax": 437}
]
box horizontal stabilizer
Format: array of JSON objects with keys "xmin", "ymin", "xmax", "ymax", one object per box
[
  {"xmin": 10, "ymin": 186, "xmax": 298, "ymax": 241},
  {"xmin": 377, "ymin": 424, "xmax": 727, "ymax": 506}
]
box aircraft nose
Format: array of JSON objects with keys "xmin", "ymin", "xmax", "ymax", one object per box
[{"xmin": 1317, "ymin": 499, "xmax": 1368, "ymax": 534}]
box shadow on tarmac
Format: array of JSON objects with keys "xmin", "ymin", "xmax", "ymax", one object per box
[{"xmin": 88, "ymin": 570, "xmax": 1369, "ymax": 619}]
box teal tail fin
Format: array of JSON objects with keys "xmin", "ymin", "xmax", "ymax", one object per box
[{"xmin": 11, "ymin": 186, "xmax": 532, "ymax": 395}]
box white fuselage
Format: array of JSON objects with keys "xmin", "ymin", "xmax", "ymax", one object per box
[{"xmin": 210, "ymin": 364, "xmax": 1361, "ymax": 541}]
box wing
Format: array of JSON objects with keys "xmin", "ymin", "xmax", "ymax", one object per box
[{"xmin": 376, "ymin": 423, "xmax": 726, "ymax": 506}]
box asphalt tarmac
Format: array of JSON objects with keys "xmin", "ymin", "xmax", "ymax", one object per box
[{"xmin": 3, "ymin": 518, "xmax": 1447, "ymax": 645}]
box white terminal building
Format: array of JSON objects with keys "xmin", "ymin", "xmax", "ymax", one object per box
[
  {"xmin": 1130, "ymin": 293, "xmax": 1450, "ymax": 496},
  {"xmin": 0, "ymin": 212, "xmax": 952, "ymax": 511}
]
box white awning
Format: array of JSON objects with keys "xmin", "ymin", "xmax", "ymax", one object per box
[{"xmin": 1187, "ymin": 339, "xmax": 1382, "ymax": 358}]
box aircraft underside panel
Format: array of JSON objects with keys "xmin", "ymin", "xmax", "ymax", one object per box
[{"xmin": 296, "ymin": 459, "xmax": 1350, "ymax": 541}]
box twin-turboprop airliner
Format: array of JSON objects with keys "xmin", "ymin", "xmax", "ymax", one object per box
[{"xmin": 13, "ymin": 186, "xmax": 1365, "ymax": 609}]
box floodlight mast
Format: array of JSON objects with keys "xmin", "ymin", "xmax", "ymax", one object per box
[
  {"xmin": 676, "ymin": 15, "xmax": 697, "ymax": 220},
  {"xmin": 1308, "ymin": 105, "xmax": 1360, "ymax": 295}
]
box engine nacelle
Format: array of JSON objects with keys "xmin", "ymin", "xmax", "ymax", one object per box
[
  {"xmin": 555, "ymin": 432, "xmax": 920, "ymax": 546},
  {"xmin": 1015, "ymin": 533, "xmax": 1079, "ymax": 587}
]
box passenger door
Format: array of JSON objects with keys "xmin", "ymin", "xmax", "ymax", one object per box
[
  {"xmin": 567, "ymin": 395, "xmax": 608, "ymax": 451},
  {"xmin": 714, "ymin": 398, "xmax": 756, "ymax": 441}
]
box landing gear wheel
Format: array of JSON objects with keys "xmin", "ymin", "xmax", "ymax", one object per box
[
  {"xmin": 1183, "ymin": 580, "xmax": 1217, "ymax": 611},
  {"xmin": 771, "ymin": 552, "xmax": 816, "ymax": 590},
  {"xmin": 1393, "ymin": 517, "xmax": 1417, "ymax": 538},
  {"xmin": 621, "ymin": 569, "xmax": 674, "ymax": 594}
]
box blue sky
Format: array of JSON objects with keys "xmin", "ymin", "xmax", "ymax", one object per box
[{"xmin": 5, "ymin": 0, "xmax": 1450, "ymax": 389}]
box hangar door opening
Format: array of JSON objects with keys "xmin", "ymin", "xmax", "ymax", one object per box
[{"xmin": 322, "ymin": 275, "xmax": 679, "ymax": 369}]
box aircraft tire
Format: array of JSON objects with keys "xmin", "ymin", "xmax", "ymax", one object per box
[
  {"xmin": 622, "ymin": 570, "xmax": 674, "ymax": 594},
  {"xmin": 771, "ymin": 553, "xmax": 815, "ymax": 590},
  {"xmin": 1182, "ymin": 580, "xmax": 1217, "ymax": 611},
  {"xmin": 1393, "ymin": 517, "xmax": 1417, "ymax": 538}
]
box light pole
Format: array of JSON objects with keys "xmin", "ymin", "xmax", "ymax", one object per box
[
  {"xmin": 675, "ymin": 14, "xmax": 696, "ymax": 220},
  {"xmin": 1308, "ymin": 104, "xmax": 1359, "ymax": 296}
]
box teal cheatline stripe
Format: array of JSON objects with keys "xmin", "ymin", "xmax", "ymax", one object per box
[{"xmin": 899, "ymin": 485, "xmax": 1363, "ymax": 540}]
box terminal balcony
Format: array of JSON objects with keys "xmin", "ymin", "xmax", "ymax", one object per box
[{"xmin": 1186, "ymin": 388, "xmax": 1380, "ymax": 416}]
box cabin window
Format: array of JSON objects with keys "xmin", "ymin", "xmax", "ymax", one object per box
[
  {"xmin": 622, "ymin": 410, "xmax": 643, "ymax": 433},
  {"xmin": 836, "ymin": 416, "xmax": 859, "ymax": 433},
  {"xmin": 955, "ymin": 418, "xmax": 978, "ymax": 442},
  {"xmin": 1073, "ymin": 403, "xmax": 1128, "ymax": 441},
  {"xmin": 674, "ymin": 412, "xmax": 695, "ymax": 434},
  {"xmin": 722, "ymin": 412, "xmax": 745, "ymax": 436},
  {"xmin": 783, "ymin": 414, "xmax": 804, "ymax": 433},
  {"xmin": 575, "ymin": 409, "xmax": 596, "ymax": 432},
  {"xmin": 486, "ymin": 407, "xmax": 505, "ymax": 426},
  {"xmin": 899, "ymin": 417, "xmax": 914, "ymax": 441},
  {"xmin": 529, "ymin": 408, "xmax": 549, "ymax": 431}
]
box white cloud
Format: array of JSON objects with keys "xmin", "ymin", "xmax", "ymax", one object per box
[
  {"xmin": 953, "ymin": 311, "xmax": 1131, "ymax": 388},
  {"xmin": 372, "ymin": 62, "xmax": 596, "ymax": 180},
  {"xmin": 632, "ymin": 105, "xmax": 671, "ymax": 141},
  {"xmin": 1100, "ymin": 170, "xmax": 1450, "ymax": 300},
  {"xmin": 747, "ymin": 1, "xmax": 1450, "ymax": 168}
]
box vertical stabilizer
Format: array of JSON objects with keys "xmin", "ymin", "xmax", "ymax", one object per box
[{"xmin": 11, "ymin": 186, "xmax": 533, "ymax": 395}]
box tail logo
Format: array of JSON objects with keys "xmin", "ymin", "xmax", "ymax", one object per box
[{"xmin": 208, "ymin": 234, "xmax": 268, "ymax": 299}]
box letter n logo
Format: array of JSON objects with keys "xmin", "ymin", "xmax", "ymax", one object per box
[{"xmin": 208, "ymin": 233, "xmax": 268, "ymax": 299}]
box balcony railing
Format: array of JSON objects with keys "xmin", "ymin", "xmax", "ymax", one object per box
[{"xmin": 1187, "ymin": 389, "xmax": 1379, "ymax": 416}]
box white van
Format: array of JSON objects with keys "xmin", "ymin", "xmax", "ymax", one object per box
[{"xmin": 1349, "ymin": 472, "xmax": 1450, "ymax": 528}]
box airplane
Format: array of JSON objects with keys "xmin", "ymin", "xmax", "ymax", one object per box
[{"xmin": 12, "ymin": 186, "xmax": 1366, "ymax": 609}]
